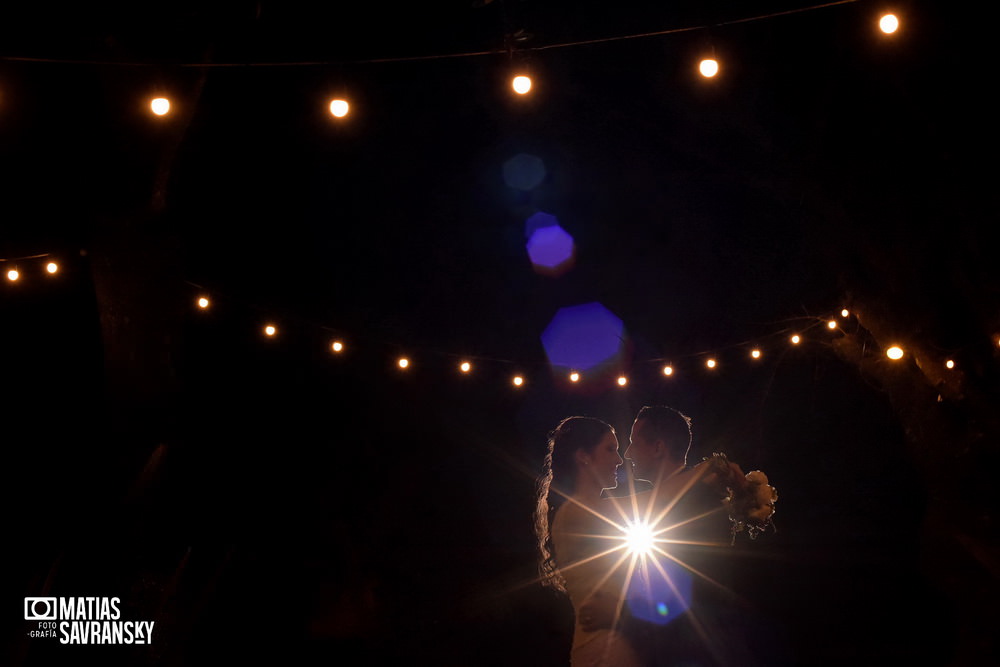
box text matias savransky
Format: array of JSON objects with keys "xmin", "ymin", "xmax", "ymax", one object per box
[{"xmin": 24, "ymin": 596, "xmax": 155, "ymax": 645}]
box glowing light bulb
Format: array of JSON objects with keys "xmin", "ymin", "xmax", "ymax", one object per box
[
  {"xmin": 512, "ymin": 75, "xmax": 532, "ymax": 95},
  {"xmin": 623, "ymin": 520, "xmax": 655, "ymax": 556},
  {"xmin": 331, "ymin": 341, "xmax": 344, "ymax": 353},
  {"xmin": 827, "ymin": 320, "xmax": 837, "ymax": 330},
  {"xmin": 886, "ymin": 346, "xmax": 904, "ymax": 360},
  {"xmin": 945, "ymin": 359, "xmax": 955, "ymax": 369},
  {"xmin": 264, "ymin": 325, "xmax": 277, "ymax": 337},
  {"xmin": 791, "ymin": 335, "xmax": 801, "ymax": 345},
  {"xmin": 879, "ymin": 13, "xmax": 899, "ymax": 34},
  {"xmin": 7, "ymin": 269, "xmax": 18, "ymax": 281},
  {"xmin": 150, "ymin": 97, "xmax": 170, "ymax": 115},
  {"xmin": 662, "ymin": 365, "xmax": 673, "ymax": 376},
  {"xmin": 398, "ymin": 357, "xmax": 409, "ymax": 369},
  {"xmin": 699, "ymin": 59, "xmax": 719, "ymax": 78},
  {"xmin": 46, "ymin": 262, "xmax": 58, "ymax": 274},
  {"xmin": 197, "ymin": 297, "xmax": 210, "ymax": 309},
  {"xmin": 512, "ymin": 375, "xmax": 524, "ymax": 387},
  {"xmin": 706, "ymin": 359, "xmax": 717, "ymax": 369},
  {"xmin": 569, "ymin": 371, "xmax": 580, "ymax": 382},
  {"xmin": 460, "ymin": 361, "xmax": 472, "ymax": 373},
  {"xmin": 841, "ymin": 309, "xmax": 850, "ymax": 318},
  {"xmin": 617, "ymin": 376, "xmax": 628, "ymax": 387},
  {"xmin": 329, "ymin": 99, "xmax": 349, "ymax": 117},
  {"xmin": 751, "ymin": 349, "xmax": 762, "ymax": 359}
]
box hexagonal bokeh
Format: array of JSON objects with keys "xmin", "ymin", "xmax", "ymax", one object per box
[
  {"xmin": 526, "ymin": 225, "xmax": 575, "ymax": 275},
  {"xmin": 502, "ymin": 153, "xmax": 546, "ymax": 191},
  {"xmin": 541, "ymin": 302, "xmax": 626, "ymax": 371}
]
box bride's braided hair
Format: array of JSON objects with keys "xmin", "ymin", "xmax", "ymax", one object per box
[{"xmin": 533, "ymin": 416, "xmax": 615, "ymax": 592}]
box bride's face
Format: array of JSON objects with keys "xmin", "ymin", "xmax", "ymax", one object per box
[{"xmin": 585, "ymin": 431, "xmax": 624, "ymax": 490}]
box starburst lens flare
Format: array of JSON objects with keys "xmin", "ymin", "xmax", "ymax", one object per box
[{"xmin": 624, "ymin": 520, "xmax": 655, "ymax": 556}]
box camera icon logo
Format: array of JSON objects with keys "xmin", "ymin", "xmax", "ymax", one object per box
[{"xmin": 24, "ymin": 597, "xmax": 58, "ymax": 621}]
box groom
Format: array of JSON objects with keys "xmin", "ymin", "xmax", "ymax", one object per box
[{"xmin": 583, "ymin": 405, "xmax": 748, "ymax": 666}]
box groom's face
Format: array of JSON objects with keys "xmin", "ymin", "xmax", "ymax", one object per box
[{"xmin": 625, "ymin": 418, "xmax": 659, "ymax": 482}]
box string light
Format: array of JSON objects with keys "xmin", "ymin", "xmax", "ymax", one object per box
[
  {"xmin": 662, "ymin": 365, "xmax": 674, "ymax": 376},
  {"xmin": 879, "ymin": 13, "xmax": 899, "ymax": 34},
  {"xmin": 750, "ymin": 349, "xmax": 762, "ymax": 359},
  {"xmin": 398, "ymin": 357, "xmax": 410, "ymax": 369},
  {"xmin": 197, "ymin": 296, "xmax": 210, "ymax": 309},
  {"xmin": 263, "ymin": 324, "xmax": 277, "ymax": 337},
  {"xmin": 329, "ymin": 99, "xmax": 350, "ymax": 118},
  {"xmin": 512, "ymin": 375, "xmax": 524, "ymax": 387},
  {"xmin": 945, "ymin": 360, "xmax": 955, "ymax": 369},
  {"xmin": 331, "ymin": 340, "xmax": 344, "ymax": 353},
  {"xmin": 791, "ymin": 335, "xmax": 801, "ymax": 345},
  {"xmin": 886, "ymin": 346, "xmax": 904, "ymax": 360},
  {"xmin": 459, "ymin": 361, "xmax": 472, "ymax": 373},
  {"xmin": 511, "ymin": 75, "xmax": 532, "ymax": 95},
  {"xmin": 617, "ymin": 376, "xmax": 628, "ymax": 387},
  {"xmin": 150, "ymin": 97, "xmax": 170, "ymax": 116},
  {"xmin": 7, "ymin": 268, "xmax": 18, "ymax": 281},
  {"xmin": 841, "ymin": 309, "xmax": 850, "ymax": 318},
  {"xmin": 46, "ymin": 262, "xmax": 58, "ymax": 274},
  {"xmin": 827, "ymin": 320, "xmax": 837, "ymax": 330},
  {"xmin": 569, "ymin": 371, "xmax": 580, "ymax": 382},
  {"xmin": 699, "ymin": 58, "xmax": 719, "ymax": 78},
  {"xmin": 706, "ymin": 358, "xmax": 717, "ymax": 369}
]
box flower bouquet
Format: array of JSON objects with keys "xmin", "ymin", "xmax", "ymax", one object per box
[{"xmin": 703, "ymin": 452, "xmax": 778, "ymax": 543}]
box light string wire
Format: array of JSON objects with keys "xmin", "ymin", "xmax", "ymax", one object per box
[{"xmin": 0, "ymin": 0, "xmax": 862, "ymax": 68}]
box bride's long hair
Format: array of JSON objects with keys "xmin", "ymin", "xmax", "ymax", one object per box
[{"xmin": 533, "ymin": 416, "xmax": 615, "ymax": 592}]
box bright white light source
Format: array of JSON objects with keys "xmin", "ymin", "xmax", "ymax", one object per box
[
  {"xmin": 886, "ymin": 346, "xmax": 904, "ymax": 360},
  {"xmin": 699, "ymin": 59, "xmax": 719, "ymax": 78},
  {"xmin": 827, "ymin": 320, "xmax": 837, "ymax": 329},
  {"xmin": 841, "ymin": 309, "xmax": 850, "ymax": 318},
  {"xmin": 6, "ymin": 269, "xmax": 18, "ymax": 281},
  {"xmin": 617, "ymin": 376, "xmax": 627, "ymax": 387},
  {"xmin": 46, "ymin": 262, "xmax": 59, "ymax": 274},
  {"xmin": 460, "ymin": 361, "xmax": 472, "ymax": 373},
  {"xmin": 706, "ymin": 358, "xmax": 717, "ymax": 369},
  {"xmin": 197, "ymin": 297, "xmax": 210, "ymax": 309},
  {"xmin": 398, "ymin": 357, "xmax": 409, "ymax": 369},
  {"xmin": 569, "ymin": 371, "xmax": 580, "ymax": 382},
  {"xmin": 945, "ymin": 359, "xmax": 955, "ymax": 369},
  {"xmin": 662, "ymin": 365, "xmax": 673, "ymax": 376},
  {"xmin": 879, "ymin": 13, "xmax": 899, "ymax": 34},
  {"xmin": 512, "ymin": 375, "xmax": 524, "ymax": 387},
  {"xmin": 150, "ymin": 97, "xmax": 170, "ymax": 115},
  {"xmin": 331, "ymin": 341, "xmax": 344, "ymax": 353},
  {"xmin": 512, "ymin": 75, "xmax": 532, "ymax": 95},
  {"xmin": 329, "ymin": 99, "xmax": 349, "ymax": 117},
  {"xmin": 624, "ymin": 521, "xmax": 656, "ymax": 556},
  {"xmin": 264, "ymin": 325, "xmax": 277, "ymax": 337},
  {"xmin": 791, "ymin": 335, "xmax": 801, "ymax": 345},
  {"xmin": 751, "ymin": 349, "xmax": 762, "ymax": 359}
]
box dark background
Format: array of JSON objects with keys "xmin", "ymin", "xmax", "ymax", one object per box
[{"xmin": 3, "ymin": 1, "xmax": 996, "ymax": 665}]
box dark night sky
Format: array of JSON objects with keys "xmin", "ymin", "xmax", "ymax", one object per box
[{"xmin": 3, "ymin": 1, "xmax": 997, "ymax": 665}]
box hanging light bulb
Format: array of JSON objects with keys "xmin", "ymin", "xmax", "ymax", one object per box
[
  {"xmin": 46, "ymin": 262, "xmax": 59, "ymax": 274},
  {"xmin": 879, "ymin": 13, "xmax": 899, "ymax": 34},
  {"xmin": 329, "ymin": 99, "xmax": 350, "ymax": 118},
  {"xmin": 459, "ymin": 361, "xmax": 472, "ymax": 373},
  {"xmin": 398, "ymin": 357, "xmax": 410, "ymax": 369},
  {"xmin": 150, "ymin": 97, "xmax": 171, "ymax": 116},
  {"xmin": 699, "ymin": 58, "xmax": 719, "ymax": 78},
  {"xmin": 6, "ymin": 268, "xmax": 19, "ymax": 281},
  {"xmin": 662, "ymin": 365, "xmax": 674, "ymax": 376},
  {"xmin": 751, "ymin": 349, "xmax": 762, "ymax": 359},
  {"xmin": 197, "ymin": 296, "xmax": 210, "ymax": 309},
  {"xmin": 512, "ymin": 375, "xmax": 525, "ymax": 387},
  {"xmin": 331, "ymin": 341, "xmax": 344, "ymax": 353},
  {"xmin": 511, "ymin": 75, "xmax": 532, "ymax": 95}
]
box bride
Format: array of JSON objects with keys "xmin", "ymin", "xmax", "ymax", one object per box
[{"xmin": 533, "ymin": 416, "xmax": 643, "ymax": 667}]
